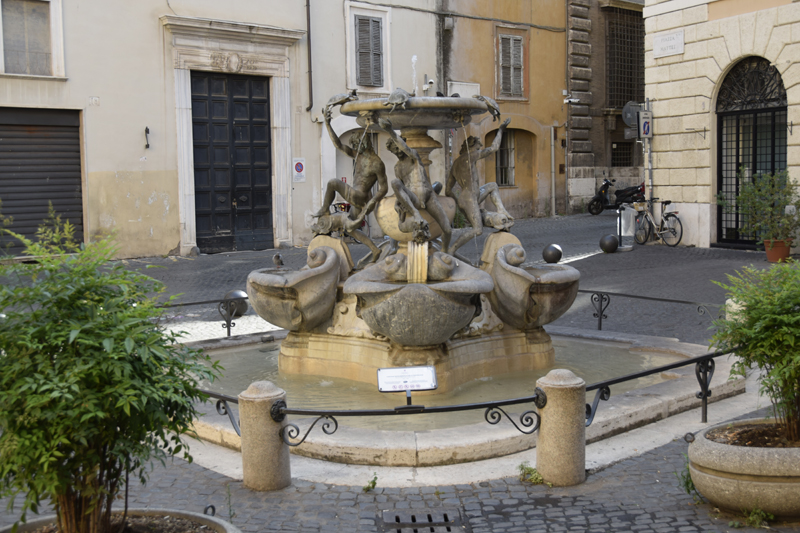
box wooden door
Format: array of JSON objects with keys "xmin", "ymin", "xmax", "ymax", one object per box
[{"xmin": 191, "ymin": 72, "xmax": 272, "ymax": 253}]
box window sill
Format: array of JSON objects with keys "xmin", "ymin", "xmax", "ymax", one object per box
[
  {"xmin": 498, "ymin": 185, "xmax": 518, "ymax": 189},
  {"xmin": 495, "ymin": 96, "xmax": 529, "ymax": 103},
  {"xmin": 0, "ymin": 73, "xmax": 68, "ymax": 82}
]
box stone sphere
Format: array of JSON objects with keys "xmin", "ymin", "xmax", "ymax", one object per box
[
  {"xmin": 224, "ymin": 289, "xmax": 249, "ymax": 317},
  {"xmin": 542, "ymin": 244, "xmax": 563, "ymax": 263},
  {"xmin": 600, "ymin": 235, "xmax": 619, "ymax": 253}
]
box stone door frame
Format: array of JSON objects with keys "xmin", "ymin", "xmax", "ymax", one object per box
[{"xmin": 161, "ymin": 15, "xmax": 304, "ymax": 254}]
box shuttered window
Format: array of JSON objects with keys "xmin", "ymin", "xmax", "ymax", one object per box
[
  {"xmin": 499, "ymin": 34, "xmax": 523, "ymax": 97},
  {"xmin": 2, "ymin": 0, "xmax": 52, "ymax": 76},
  {"xmin": 355, "ymin": 15, "xmax": 382, "ymax": 87}
]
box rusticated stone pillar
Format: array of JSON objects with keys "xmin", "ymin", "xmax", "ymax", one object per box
[
  {"xmin": 536, "ymin": 369, "xmax": 586, "ymax": 486},
  {"xmin": 239, "ymin": 381, "xmax": 291, "ymax": 491}
]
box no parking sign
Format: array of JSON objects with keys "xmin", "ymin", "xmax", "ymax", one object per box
[
  {"xmin": 292, "ymin": 158, "xmax": 306, "ymax": 182},
  {"xmin": 638, "ymin": 111, "xmax": 653, "ymax": 139}
]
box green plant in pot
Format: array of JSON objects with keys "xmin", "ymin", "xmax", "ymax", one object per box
[
  {"xmin": 0, "ymin": 211, "xmax": 222, "ymax": 533},
  {"xmin": 711, "ymin": 261, "xmax": 800, "ymax": 441},
  {"xmin": 686, "ymin": 260, "xmax": 800, "ymax": 518},
  {"xmin": 717, "ymin": 169, "xmax": 800, "ymax": 262}
]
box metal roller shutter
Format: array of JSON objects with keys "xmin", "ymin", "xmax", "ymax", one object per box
[{"xmin": 0, "ymin": 108, "xmax": 82, "ymax": 256}]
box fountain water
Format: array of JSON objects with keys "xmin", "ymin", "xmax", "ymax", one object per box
[{"xmin": 246, "ymin": 93, "xmax": 581, "ymax": 394}]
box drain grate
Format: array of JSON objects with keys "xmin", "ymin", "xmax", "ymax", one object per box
[{"xmin": 378, "ymin": 508, "xmax": 470, "ymax": 533}]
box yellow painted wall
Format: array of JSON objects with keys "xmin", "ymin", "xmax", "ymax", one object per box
[{"xmin": 446, "ymin": 0, "xmax": 567, "ymax": 216}]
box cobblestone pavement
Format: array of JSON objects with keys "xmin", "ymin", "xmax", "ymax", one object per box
[
  {"xmin": 3, "ymin": 214, "xmax": 797, "ymax": 532},
  {"xmin": 2, "ymin": 409, "xmax": 798, "ymax": 532}
]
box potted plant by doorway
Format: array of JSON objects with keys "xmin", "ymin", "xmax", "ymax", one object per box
[
  {"xmin": 717, "ymin": 169, "xmax": 800, "ymax": 262},
  {"xmin": 0, "ymin": 209, "xmax": 225, "ymax": 533},
  {"xmin": 687, "ymin": 261, "xmax": 800, "ymax": 518}
]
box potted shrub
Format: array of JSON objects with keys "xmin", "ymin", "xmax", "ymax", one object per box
[
  {"xmin": 687, "ymin": 261, "xmax": 800, "ymax": 518},
  {"xmin": 0, "ymin": 211, "xmax": 223, "ymax": 533},
  {"xmin": 717, "ymin": 169, "xmax": 800, "ymax": 262}
]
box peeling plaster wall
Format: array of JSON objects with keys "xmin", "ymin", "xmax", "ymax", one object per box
[{"xmin": 86, "ymin": 170, "xmax": 180, "ymax": 257}]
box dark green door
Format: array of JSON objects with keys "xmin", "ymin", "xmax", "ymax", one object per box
[{"xmin": 191, "ymin": 72, "xmax": 272, "ymax": 253}]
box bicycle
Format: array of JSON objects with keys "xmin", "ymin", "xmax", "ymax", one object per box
[{"xmin": 633, "ymin": 199, "xmax": 683, "ymax": 246}]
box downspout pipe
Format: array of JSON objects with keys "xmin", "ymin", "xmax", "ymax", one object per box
[
  {"xmin": 551, "ymin": 126, "xmax": 557, "ymax": 217},
  {"xmin": 305, "ymin": 0, "xmax": 314, "ymax": 112}
]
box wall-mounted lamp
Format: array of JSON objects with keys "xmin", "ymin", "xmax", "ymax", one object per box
[{"xmin": 145, "ymin": 127, "xmax": 150, "ymax": 149}]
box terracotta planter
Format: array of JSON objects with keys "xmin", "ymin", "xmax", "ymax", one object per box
[
  {"xmin": 763, "ymin": 239, "xmax": 792, "ymax": 263},
  {"xmin": 0, "ymin": 508, "xmax": 242, "ymax": 533},
  {"xmin": 688, "ymin": 418, "xmax": 800, "ymax": 518}
]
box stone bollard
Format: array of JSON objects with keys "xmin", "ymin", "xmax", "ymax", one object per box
[
  {"xmin": 238, "ymin": 381, "xmax": 291, "ymax": 491},
  {"xmin": 536, "ymin": 369, "xmax": 586, "ymax": 486}
]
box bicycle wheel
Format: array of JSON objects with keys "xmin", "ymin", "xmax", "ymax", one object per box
[
  {"xmin": 634, "ymin": 213, "xmax": 651, "ymax": 244},
  {"xmin": 661, "ymin": 213, "xmax": 683, "ymax": 247}
]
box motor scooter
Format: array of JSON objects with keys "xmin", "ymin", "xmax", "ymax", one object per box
[{"xmin": 587, "ymin": 179, "xmax": 645, "ymax": 215}]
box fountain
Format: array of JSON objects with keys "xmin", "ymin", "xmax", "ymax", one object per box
[{"xmin": 246, "ymin": 92, "xmax": 581, "ymax": 393}]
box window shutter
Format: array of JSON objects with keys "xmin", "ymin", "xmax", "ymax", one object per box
[
  {"xmin": 500, "ymin": 35, "xmax": 512, "ymax": 94},
  {"xmin": 499, "ymin": 34, "xmax": 524, "ymax": 97},
  {"xmin": 511, "ymin": 36, "xmax": 523, "ymax": 96},
  {"xmin": 356, "ymin": 15, "xmax": 383, "ymax": 87}
]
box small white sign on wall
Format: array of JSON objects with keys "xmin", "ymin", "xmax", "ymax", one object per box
[
  {"xmin": 653, "ymin": 29, "xmax": 684, "ymax": 59},
  {"xmin": 292, "ymin": 158, "xmax": 306, "ymax": 183}
]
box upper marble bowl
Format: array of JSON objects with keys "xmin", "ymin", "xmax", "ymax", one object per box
[{"xmin": 340, "ymin": 97, "xmax": 488, "ymax": 130}]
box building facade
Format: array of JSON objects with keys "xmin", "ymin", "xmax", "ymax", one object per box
[
  {"xmin": 0, "ymin": 0, "xmax": 568, "ymax": 258},
  {"xmin": 643, "ymin": 0, "xmax": 798, "ymax": 248},
  {"xmin": 566, "ymin": 0, "xmax": 647, "ymax": 213}
]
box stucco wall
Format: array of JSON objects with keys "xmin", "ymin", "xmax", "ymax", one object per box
[{"xmin": 644, "ymin": 0, "xmax": 800, "ymax": 247}]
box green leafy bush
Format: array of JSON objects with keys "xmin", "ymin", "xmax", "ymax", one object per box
[
  {"xmin": 711, "ymin": 261, "xmax": 800, "ymax": 441},
  {"xmin": 0, "ymin": 211, "xmax": 221, "ymax": 533},
  {"xmin": 716, "ymin": 169, "xmax": 800, "ymax": 244}
]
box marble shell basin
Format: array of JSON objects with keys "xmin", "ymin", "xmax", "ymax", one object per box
[
  {"xmin": 486, "ymin": 244, "xmax": 580, "ymax": 331},
  {"xmin": 375, "ymin": 196, "xmax": 456, "ymax": 241},
  {"xmin": 246, "ymin": 247, "xmax": 340, "ymax": 333},
  {"xmin": 340, "ymin": 97, "xmax": 488, "ymax": 130},
  {"xmin": 343, "ymin": 257, "xmax": 494, "ymax": 346}
]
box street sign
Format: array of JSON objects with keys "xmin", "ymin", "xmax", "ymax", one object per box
[
  {"xmin": 624, "ymin": 127, "xmax": 639, "ymax": 140},
  {"xmin": 638, "ymin": 111, "xmax": 653, "ymax": 139},
  {"xmin": 622, "ymin": 101, "xmax": 643, "ymax": 128}
]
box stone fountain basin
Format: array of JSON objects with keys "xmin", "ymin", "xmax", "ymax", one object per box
[
  {"xmin": 191, "ymin": 328, "xmax": 745, "ymax": 467},
  {"xmin": 484, "ymin": 244, "xmax": 580, "ymax": 332},
  {"xmin": 340, "ymin": 96, "xmax": 488, "ymax": 130},
  {"xmin": 344, "ymin": 259, "xmax": 494, "ymax": 346}
]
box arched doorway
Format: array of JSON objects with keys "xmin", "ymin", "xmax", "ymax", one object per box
[{"xmin": 716, "ymin": 57, "xmax": 787, "ymax": 247}]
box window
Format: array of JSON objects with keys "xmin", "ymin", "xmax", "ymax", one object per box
[
  {"xmin": 496, "ymin": 130, "xmax": 515, "ymax": 186},
  {"xmin": 499, "ymin": 35, "xmax": 523, "ymax": 97},
  {"xmin": 355, "ymin": 16, "xmax": 382, "ymax": 87},
  {"xmin": 605, "ymin": 8, "xmax": 644, "ymax": 109},
  {"xmin": 346, "ymin": 2, "xmax": 390, "ymax": 93},
  {"xmin": 611, "ymin": 142, "xmax": 633, "ymax": 167},
  {"xmin": 0, "ymin": 0, "xmax": 63, "ymax": 77}
]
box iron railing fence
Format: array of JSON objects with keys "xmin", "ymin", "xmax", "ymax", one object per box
[
  {"xmin": 198, "ymin": 347, "xmax": 738, "ymax": 447},
  {"xmin": 577, "ymin": 289, "xmax": 723, "ymax": 331}
]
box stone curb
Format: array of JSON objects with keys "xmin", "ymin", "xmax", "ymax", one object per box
[{"xmin": 0, "ymin": 508, "xmax": 241, "ymax": 533}]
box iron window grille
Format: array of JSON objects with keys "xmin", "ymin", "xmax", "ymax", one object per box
[
  {"xmin": 605, "ymin": 8, "xmax": 644, "ymax": 109},
  {"xmin": 496, "ymin": 130, "xmax": 515, "ymax": 186},
  {"xmin": 611, "ymin": 142, "xmax": 634, "ymax": 167}
]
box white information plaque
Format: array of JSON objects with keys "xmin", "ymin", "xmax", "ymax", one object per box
[
  {"xmin": 653, "ymin": 29, "xmax": 684, "ymax": 59},
  {"xmin": 377, "ymin": 366, "xmax": 438, "ymax": 392}
]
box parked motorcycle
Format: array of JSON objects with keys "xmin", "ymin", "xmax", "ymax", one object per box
[{"xmin": 587, "ymin": 179, "xmax": 645, "ymax": 215}]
